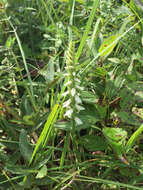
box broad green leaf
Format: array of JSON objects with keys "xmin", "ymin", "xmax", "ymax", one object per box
[
  {"xmin": 102, "ymin": 127, "xmax": 127, "ymax": 157},
  {"xmin": 19, "ymin": 129, "xmax": 33, "ymax": 162},
  {"xmin": 79, "ymin": 135, "xmax": 108, "ymax": 151},
  {"xmin": 36, "ymin": 165, "xmax": 47, "ymax": 179},
  {"xmin": 81, "ymin": 91, "xmax": 98, "ymax": 104},
  {"xmin": 117, "ymin": 111, "xmax": 141, "ymax": 125},
  {"xmin": 96, "ymin": 104, "xmax": 107, "ymax": 119},
  {"xmin": 99, "ymin": 34, "xmax": 119, "ymax": 58}
]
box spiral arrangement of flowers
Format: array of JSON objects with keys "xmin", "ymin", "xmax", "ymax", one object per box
[{"xmin": 62, "ymin": 41, "xmax": 84, "ymax": 126}]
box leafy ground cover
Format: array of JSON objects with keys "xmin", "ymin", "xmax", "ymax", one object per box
[{"xmin": 1, "ymin": 0, "xmax": 143, "ymax": 189}]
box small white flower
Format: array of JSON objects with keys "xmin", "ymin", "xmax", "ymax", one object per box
[
  {"xmin": 62, "ymin": 91, "xmax": 69, "ymax": 97},
  {"xmin": 72, "ymin": 72, "xmax": 76, "ymax": 76},
  {"xmin": 75, "ymin": 104, "xmax": 85, "ymax": 111},
  {"xmin": 63, "ymin": 73, "xmax": 69, "ymax": 77},
  {"xmin": 76, "ymin": 85, "xmax": 84, "ymax": 91},
  {"xmin": 71, "ymin": 88, "xmax": 76, "ymax": 96},
  {"xmin": 75, "ymin": 95, "xmax": 82, "ymax": 104},
  {"xmin": 65, "ymin": 81, "xmax": 72, "ymax": 86},
  {"xmin": 75, "ymin": 117, "xmax": 83, "ymax": 125},
  {"xmin": 63, "ymin": 99, "xmax": 71, "ymax": 108},
  {"xmin": 75, "ymin": 78, "xmax": 80, "ymax": 83},
  {"xmin": 64, "ymin": 109, "xmax": 73, "ymax": 118},
  {"xmin": 65, "ymin": 66, "xmax": 73, "ymax": 70}
]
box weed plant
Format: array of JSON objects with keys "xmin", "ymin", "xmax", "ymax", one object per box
[{"xmin": 1, "ymin": 0, "xmax": 143, "ymax": 189}]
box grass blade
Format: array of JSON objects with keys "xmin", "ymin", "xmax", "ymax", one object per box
[
  {"xmin": 126, "ymin": 124, "xmax": 143, "ymax": 152},
  {"xmin": 29, "ymin": 103, "xmax": 59, "ymax": 165},
  {"xmin": 75, "ymin": 0, "xmax": 100, "ymax": 62},
  {"xmin": 76, "ymin": 175, "xmax": 143, "ymax": 190}
]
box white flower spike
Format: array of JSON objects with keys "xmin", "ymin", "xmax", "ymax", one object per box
[
  {"xmin": 71, "ymin": 88, "xmax": 76, "ymax": 96},
  {"xmin": 75, "ymin": 95, "xmax": 82, "ymax": 104},
  {"xmin": 64, "ymin": 109, "xmax": 73, "ymax": 118},
  {"xmin": 63, "ymin": 99, "xmax": 71, "ymax": 108},
  {"xmin": 75, "ymin": 104, "xmax": 85, "ymax": 111},
  {"xmin": 62, "ymin": 91, "xmax": 69, "ymax": 97},
  {"xmin": 76, "ymin": 85, "xmax": 84, "ymax": 91},
  {"xmin": 75, "ymin": 117, "xmax": 83, "ymax": 125}
]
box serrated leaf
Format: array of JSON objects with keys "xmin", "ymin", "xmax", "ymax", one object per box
[
  {"xmin": 19, "ymin": 129, "xmax": 33, "ymax": 162},
  {"xmin": 99, "ymin": 34, "xmax": 119, "ymax": 58}
]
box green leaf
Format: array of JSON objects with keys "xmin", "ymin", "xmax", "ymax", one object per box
[
  {"xmin": 19, "ymin": 129, "xmax": 33, "ymax": 162},
  {"xmin": 99, "ymin": 34, "xmax": 119, "ymax": 58},
  {"xmin": 21, "ymin": 95, "xmax": 33, "ymax": 116},
  {"xmin": 0, "ymin": 151, "xmax": 9, "ymax": 162},
  {"xmin": 117, "ymin": 111, "xmax": 142, "ymax": 125},
  {"xmin": 102, "ymin": 127, "xmax": 127, "ymax": 157},
  {"xmin": 126, "ymin": 124, "xmax": 143, "ymax": 152},
  {"xmin": 0, "ymin": 139, "xmax": 19, "ymax": 150},
  {"xmin": 5, "ymin": 36, "xmax": 15, "ymax": 49},
  {"xmin": 7, "ymin": 152, "xmax": 21, "ymax": 165},
  {"xmin": 36, "ymin": 165, "xmax": 47, "ymax": 179},
  {"xmin": 75, "ymin": 0, "xmax": 100, "ymax": 62},
  {"xmin": 96, "ymin": 104, "xmax": 107, "ymax": 119},
  {"xmin": 95, "ymin": 67, "xmax": 108, "ymax": 77},
  {"xmin": 32, "ymin": 188, "xmax": 40, "ymax": 190},
  {"xmin": 23, "ymin": 114, "xmax": 35, "ymax": 126},
  {"xmin": 79, "ymin": 135, "xmax": 108, "ymax": 151},
  {"xmin": 120, "ymin": 167, "xmax": 138, "ymax": 177},
  {"xmin": 81, "ymin": 91, "xmax": 98, "ymax": 104},
  {"xmin": 5, "ymin": 164, "xmax": 37, "ymax": 175}
]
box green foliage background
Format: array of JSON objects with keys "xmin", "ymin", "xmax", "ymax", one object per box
[{"xmin": 1, "ymin": 0, "xmax": 143, "ymax": 189}]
